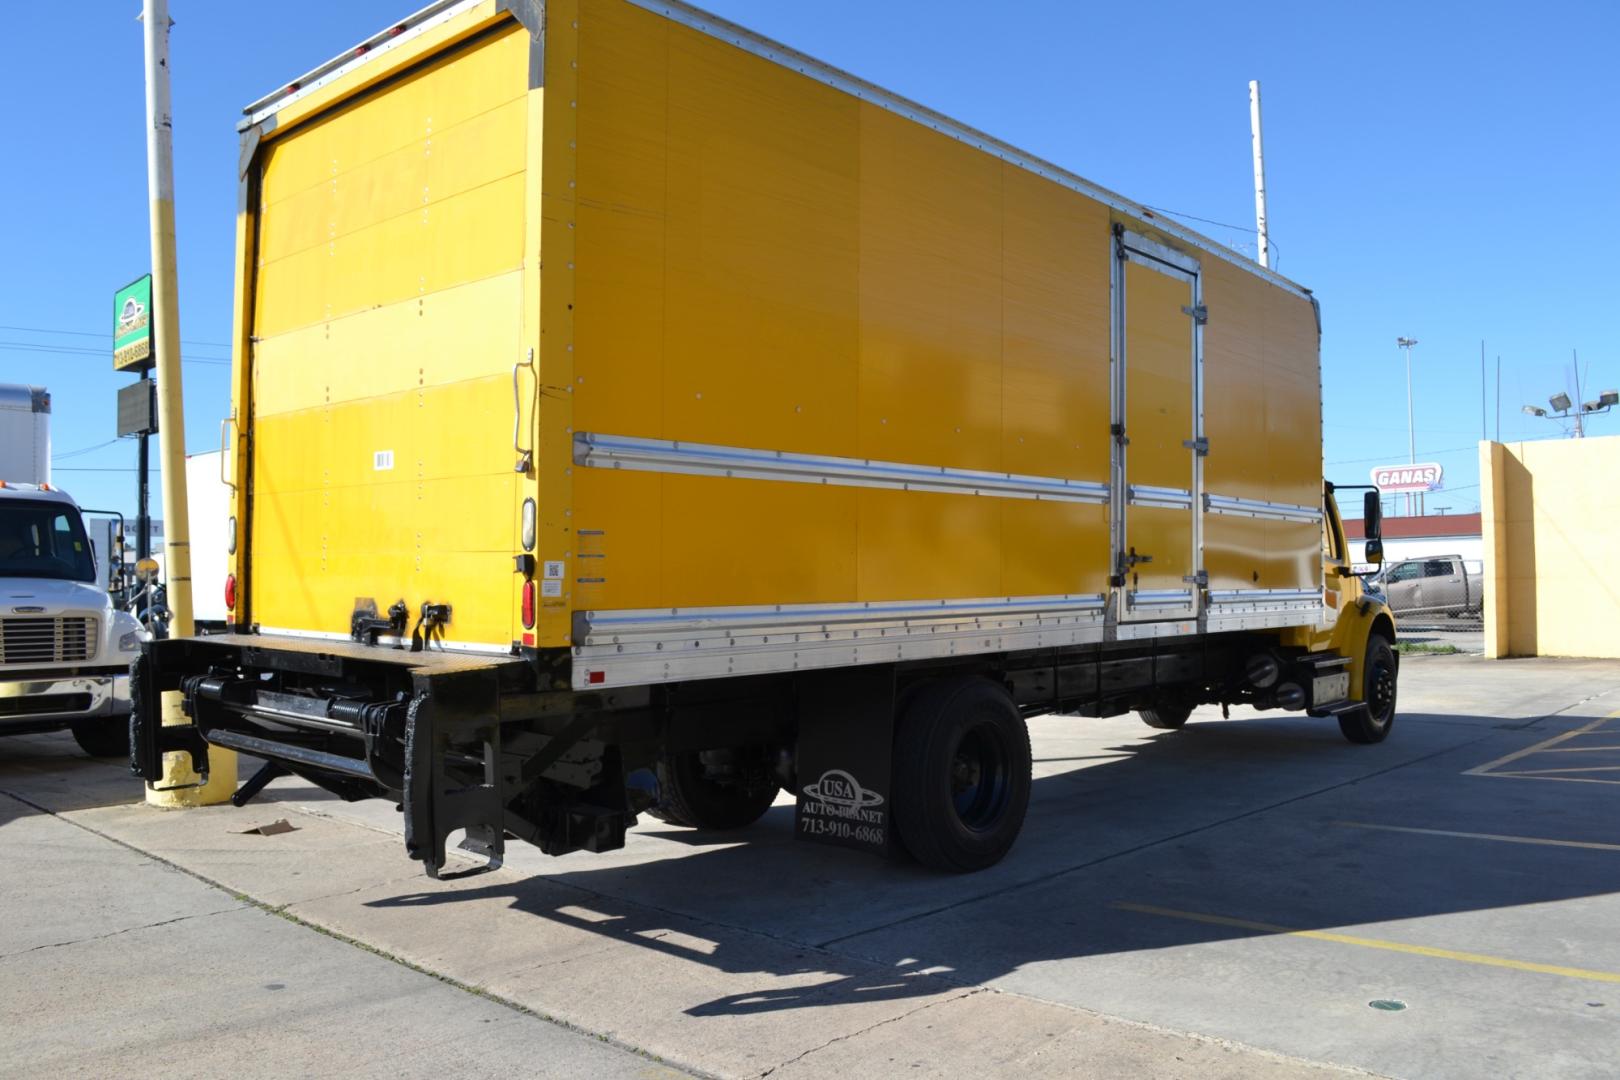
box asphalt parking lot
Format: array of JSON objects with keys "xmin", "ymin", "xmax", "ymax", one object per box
[{"xmin": 4, "ymin": 651, "xmax": 1620, "ymax": 1079}]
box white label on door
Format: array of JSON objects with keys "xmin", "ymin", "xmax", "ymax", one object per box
[
  {"xmin": 543, "ymin": 560, "xmax": 565, "ymax": 580},
  {"xmin": 373, "ymin": 449, "xmax": 394, "ymax": 471},
  {"xmin": 540, "ymin": 580, "xmax": 562, "ymax": 597}
]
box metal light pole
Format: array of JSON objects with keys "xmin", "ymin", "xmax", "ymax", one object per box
[
  {"xmin": 141, "ymin": 0, "xmax": 235, "ymax": 806},
  {"xmin": 1248, "ymin": 80, "xmax": 1270, "ymax": 269},
  {"xmin": 1397, "ymin": 337, "xmax": 1418, "ymax": 515}
]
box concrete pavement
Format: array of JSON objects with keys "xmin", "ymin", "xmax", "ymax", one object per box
[{"xmin": 4, "ymin": 653, "xmax": 1620, "ymax": 1077}]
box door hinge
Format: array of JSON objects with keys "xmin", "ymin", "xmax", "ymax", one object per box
[
  {"xmin": 1183, "ymin": 436, "xmax": 1209, "ymax": 455},
  {"xmin": 1111, "ymin": 422, "xmax": 1130, "ymax": 447},
  {"xmin": 1182, "ymin": 304, "xmax": 1209, "ymax": 324},
  {"xmin": 1182, "ymin": 570, "xmax": 1209, "ymax": 587}
]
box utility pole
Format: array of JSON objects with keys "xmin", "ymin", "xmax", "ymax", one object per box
[
  {"xmin": 1397, "ymin": 337, "xmax": 1418, "ymax": 515},
  {"xmin": 1572, "ymin": 349, "xmax": 1585, "ymax": 439},
  {"xmin": 141, "ymin": 0, "xmax": 234, "ymax": 806},
  {"xmin": 1248, "ymin": 80, "xmax": 1270, "ymax": 269}
]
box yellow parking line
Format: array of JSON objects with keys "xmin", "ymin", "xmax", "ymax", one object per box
[
  {"xmin": 1465, "ymin": 712, "xmax": 1616, "ymax": 776},
  {"xmin": 1112, "ymin": 902, "xmax": 1620, "ymax": 985},
  {"xmin": 1335, "ymin": 820, "xmax": 1620, "ymax": 852}
]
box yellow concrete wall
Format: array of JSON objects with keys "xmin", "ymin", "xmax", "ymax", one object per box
[{"xmin": 1481, "ymin": 433, "xmax": 1620, "ymax": 658}]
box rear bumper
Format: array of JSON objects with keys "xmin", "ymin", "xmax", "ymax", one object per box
[{"xmin": 0, "ymin": 668, "xmax": 129, "ymax": 733}]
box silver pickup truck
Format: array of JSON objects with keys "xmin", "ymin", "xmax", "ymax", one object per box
[{"xmin": 1380, "ymin": 554, "xmax": 1484, "ymax": 621}]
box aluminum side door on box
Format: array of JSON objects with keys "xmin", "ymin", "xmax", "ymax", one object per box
[{"xmin": 1113, "ymin": 230, "xmax": 1202, "ymax": 622}]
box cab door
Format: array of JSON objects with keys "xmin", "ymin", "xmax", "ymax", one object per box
[{"xmin": 1113, "ymin": 230, "xmax": 1203, "ymax": 622}]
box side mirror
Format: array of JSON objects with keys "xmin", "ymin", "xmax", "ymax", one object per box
[
  {"xmin": 1365, "ymin": 538, "xmax": 1384, "ymax": 565},
  {"xmin": 1363, "ymin": 491, "xmax": 1383, "ymax": 541}
]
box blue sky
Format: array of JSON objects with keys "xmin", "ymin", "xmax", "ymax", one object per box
[{"xmin": 4, "ymin": 0, "xmax": 1616, "ymax": 519}]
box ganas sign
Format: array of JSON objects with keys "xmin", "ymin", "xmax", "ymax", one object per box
[{"xmin": 1370, "ymin": 462, "xmax": 1444, "ymax": 493}]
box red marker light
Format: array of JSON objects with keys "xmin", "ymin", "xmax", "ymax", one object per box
[
  {"xmin": 521, "ymin": 580, "xmax": 536, "ymax": 629},
  {"xmin": 224, "ymin": 573, "xmax": 237, "ymax": 610},
  {"xmin": 587, "ymin": 671, "xmax": 606, "ymax": 685}
]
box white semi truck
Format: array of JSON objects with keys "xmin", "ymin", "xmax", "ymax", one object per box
[{"xmin": 0, "ymin": 384, "xmax": 144, "ymax": 756}]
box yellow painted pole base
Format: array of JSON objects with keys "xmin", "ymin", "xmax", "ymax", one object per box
[{"xmin": 144, "ymin": 689, "xmax": 238, "ymax": 808}]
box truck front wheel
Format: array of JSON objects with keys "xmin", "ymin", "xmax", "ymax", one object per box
[
  {"xmin": 71, "ymin": 719, "xmax": 131, "ymax": 759},
  {"xmin": 1340, "ymin": 633, "xmax": 1397, "ymax": 744},
  {"xmin": 650, "ymin": 749, "xmax": 781, "ymax": 831},
  {"xmin": 893, "ymin": 678, "xmax": 1031, "ymax": 872}
]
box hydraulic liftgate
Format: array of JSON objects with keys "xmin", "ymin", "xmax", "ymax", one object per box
[{"xmin": 130, "ymin": 634, "xmax": 635, "ymax": 877}]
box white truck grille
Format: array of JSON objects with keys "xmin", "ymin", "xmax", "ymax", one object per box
[{"xmin": 0, "ymin": 616, "xmax": 97, "ymax": 664}]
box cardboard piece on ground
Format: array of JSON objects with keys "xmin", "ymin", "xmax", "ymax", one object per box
[{"xmin": 239, "ymin": 819, "xmax": 297, "ymax": 836}]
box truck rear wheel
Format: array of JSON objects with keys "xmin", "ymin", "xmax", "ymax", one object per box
[
  {"xmin": 893, "ymin": 678, "xmax": 1031, "ymax": 872},
  {"xmin": 71, "ymin": 719, "xmax": 130, "ymax": 759},
  {"xmin": 1340, "ymin": 634, "xmax": 1397, "ymax": 744},
  {"xmin": 651, "ymin": 749, "xmax": 780, "ymax": 831},
  {"xmin": 1139, "ymin": 702, "xmax": 1193, "ymax": 730}
]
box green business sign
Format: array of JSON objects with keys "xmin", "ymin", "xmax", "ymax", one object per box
[{"xmin": 113, "ymin": 274, "xmax": 153, "ymax": 373}]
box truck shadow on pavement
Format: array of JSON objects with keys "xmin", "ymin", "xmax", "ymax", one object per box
[{"xmin": 362, "ymin": 708, "xmax": 1620, "ymax": 1016}]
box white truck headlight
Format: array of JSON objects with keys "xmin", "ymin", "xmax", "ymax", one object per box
[{"xmin": 118, "ymin": 630, "xmax": 144, "ymax": 653}]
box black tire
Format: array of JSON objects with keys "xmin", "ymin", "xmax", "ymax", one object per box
[
  {"xmin": 1139, "ymin": 702, "xmax": 1193, "ymax": 730},
  {"xmin": 1340, "ymin": 633, "xmax": 1397, "ymax": 744},
  {"xmin": 893, "ymin": 678, "xmax": 1032, "ymax": 873},
  {"xmin": 650, "ymin": 749, "xmax": 780, "ymax": 830},
  {"xmin": 71, "ymin": 718, "xmax": 131, "ymax": 759}
]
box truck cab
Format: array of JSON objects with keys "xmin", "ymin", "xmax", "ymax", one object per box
[{"xmin": 0, "ymin": 484, "xmax": 145, "ymax": 756}]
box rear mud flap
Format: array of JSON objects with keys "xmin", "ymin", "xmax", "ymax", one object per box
[{"xmin": 793, "ymin": 666, "xmax": 898, "ymax": 858}]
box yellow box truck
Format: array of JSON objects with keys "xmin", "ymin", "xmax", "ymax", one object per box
[{"xmin": 133, "ymin": 0, "xmax": 1398, "ymax": 876}]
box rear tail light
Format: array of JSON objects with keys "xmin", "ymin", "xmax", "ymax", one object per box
[
  {"xmin": 224, "ymin": 573, "xmax": 237, "ymax": 611},
  {"xmin": 521, "ymin": 579, "xmax": 536, "ymax": 629}
]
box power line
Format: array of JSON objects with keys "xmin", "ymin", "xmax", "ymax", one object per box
[
  {"xmin": 0, "ymin": 340, "xmax": 230, "ymax": 366},
  {"xmin": 0, "ymin": 322, "xmax": 229, "ymax": 349},
  {"xmin": 53, "ymin": 438, "xmax": 123, "ymax": 461},
  {"xmin": 1327, "ymin": 445, "xmax": 1477, "ymax": 467}
]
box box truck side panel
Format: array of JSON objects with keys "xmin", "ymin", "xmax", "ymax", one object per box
[
  {"xmin": 246, "ymin": 24, "xmax": 530, "ymax": 647},
  {"xmin": 1200, "ymin": 256, "xmax": 1322, "ymax": 592},
  {"xmin": 567, "ymin": 0, "xmax": 1113, "ymax": 620}
]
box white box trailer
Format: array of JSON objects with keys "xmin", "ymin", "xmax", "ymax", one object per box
[{"xmin": 0, "ymin": 385, "xmax": 51, "ymax": 485}]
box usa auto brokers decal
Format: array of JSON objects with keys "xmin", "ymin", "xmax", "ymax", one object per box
[{"xmin": 798, "ymin": 768, "xmax": 886, "ymax": 847}]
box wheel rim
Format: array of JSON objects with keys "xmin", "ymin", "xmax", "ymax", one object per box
[
  {"xmin": 1368, "ymin": 658, "xmax": 1396, "ymax": 726},
  {"xmin": 949, "ymin": 722, "xmax": 1011, "ymax": 832}
]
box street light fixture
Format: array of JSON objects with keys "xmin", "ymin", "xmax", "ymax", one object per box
[{"xmin": 1523, "ymin": 387, "xmax": 1617, "ymax": 437}]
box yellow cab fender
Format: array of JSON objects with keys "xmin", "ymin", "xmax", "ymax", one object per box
[{"xmin": 1331, "ymin": 595, "xmax": 1398, "ymax": 702}]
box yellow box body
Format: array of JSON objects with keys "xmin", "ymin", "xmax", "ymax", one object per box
[{"xmin": 227, "ymin": 0, "xmax": 1329, "ymax": 683}]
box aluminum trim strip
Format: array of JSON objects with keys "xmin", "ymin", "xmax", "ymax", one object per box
[
  {"xmin": 571, "ymin": 596, "xmax": 1111, "ymax": 690},
  {"xmin": 575, "ymin": 432, "xmax": 1111, "ymax": 504},
  {"xmin": 1207, "ymin": 588, "xmax": 1323, "ymax": 606},
  {"xmin": 1204, "ymin": 493, "xmax": 1322, "ymax": 524},
  {"xmin": 254, "ymin": 625, "xmax": 515, "ymax": 657},
  {"xmin": 241, "ymin": 0, "xmax": 480, "ymax": 126},
  {"xmin": 1126, "ymin": 484, "xmax": 1193, "ymax": 511},
  {"xmin": 1127, "ymin": 589, "xmax": 1195, "ymax": 608},
  {"xmin": 577, "ymin": 593, "xmax": 1109, "ymax": 643},
  {"xmin": 625, "ymin": 0, "xmax": 1312, "ymax": 302}
]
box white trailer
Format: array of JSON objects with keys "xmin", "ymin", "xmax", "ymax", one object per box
[{"xmin": 0, "ymin": 385, "xmax": 51, "ymax": 485}]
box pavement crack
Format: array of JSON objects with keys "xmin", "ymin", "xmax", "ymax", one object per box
[
  {"xmin": 758, "ymin": 987, "xmax": 982, "ymax": 1077},
  {"xmin": 0, "ymin": 904, "xmax": 242, "ymax": 962}
]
